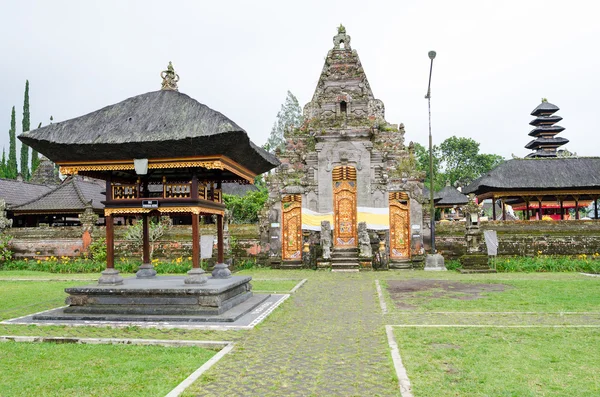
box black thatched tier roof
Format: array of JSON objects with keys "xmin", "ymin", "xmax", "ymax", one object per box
[
  {"xmin": 529, "ymin": 115, "xmax": 562, "ymax": 126},
  {"xmin": 531, "ymin": 101, "xmax": 559, "ymax": 116},
  {"xmin": 435, "ymin": 186, "xmax": 469, "ymax": 206},
  {"xmin": 464, "ymin": 158, "xmax": 600, "ymax": 195},
  {"xmin": 18, "ymin": 90, "xmax": 279, "ymax": 176},
  {"xmin": 525, "ymin": 136, "xmax": 569, "ymax": 149},
  {"xmin": 528, "ymin": 125, "xmax": 565, "ymax": 136}
]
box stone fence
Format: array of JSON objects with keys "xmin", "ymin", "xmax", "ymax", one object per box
[
  {"xmin": 435, "ymin": 220, "xmax": 600, "ymax": 258},
  {"xmin": 7, "ymin": 224, "xmax": 262, "ymax": 265}
]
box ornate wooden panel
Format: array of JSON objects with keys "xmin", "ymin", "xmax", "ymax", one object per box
[
  {"xmin": 389, "ymin": 192, "xmax": 410, "ymax": 259},
  {"xmin": 282, "ymin": 195, "xmax": 302, "ymax": 260},
  {"xmin": 333, "ymin": 166, "xmax": 357, "ymax": 247}
]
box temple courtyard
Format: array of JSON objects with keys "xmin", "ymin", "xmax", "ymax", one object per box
[{"xmin": 0, "ymin": 269, "xmax": 599, "ymax": 396}]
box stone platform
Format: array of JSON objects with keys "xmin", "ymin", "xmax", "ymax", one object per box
[{"xmin": 32, "ymin": 275, "xmax": 270, "ymax": 323}]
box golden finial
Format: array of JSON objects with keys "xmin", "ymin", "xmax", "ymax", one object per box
[{"xmin": 161, "ymin": 61, "xmax": 179, "ymax": 91}]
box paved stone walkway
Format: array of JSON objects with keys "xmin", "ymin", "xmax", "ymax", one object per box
[{"xmin": 184, "ymin": 276, "xmax": 399, "ymax": 396}]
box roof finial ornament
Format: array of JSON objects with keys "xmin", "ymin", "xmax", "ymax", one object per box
[
  {"xmin": 161, "ymin": 61, "xmax": 179, "ymax": 91},
  {"xmin": 333, "ymin": 24, "xmax": 351, "ymax": 50},
  {"xmin": 541, "ymin": 97, "xmax": 548, "ymax": 103}
]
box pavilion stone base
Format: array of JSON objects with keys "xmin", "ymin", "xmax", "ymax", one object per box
[
  {"xmin": 33, "ymin": 276, "xmax": 267, "ymax": 322},
  {"xmin": 459, "ymin": 254, "xmax": 497, "ymax": 274}
]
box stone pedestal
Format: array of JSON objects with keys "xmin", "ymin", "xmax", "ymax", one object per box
[
  {"xmin": 185, "ymin": 267, "xmax": 208, "ymax": 284},
  {"xmin": 97, "ymin": 268, "xmax": 124, "ymax": 285},
  {"xmin": 424, "ymin": 253, "xmax": 446, "ymax": 271},
  {"xmin": 212, "ymin": 262, "xmax": 232, "ymax": 278},
  {"xmin": 136, "ymin": 263, "xmax": 157, "ymax": 279}
]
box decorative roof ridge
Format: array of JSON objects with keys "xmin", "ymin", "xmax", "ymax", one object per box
[
  {"xmin": 0, "ymin": 177, "xmax": 54, "ymax": 187},
  {"xmin": 71, "ymin": 177, "xmax": 92, "ymax": 207}
]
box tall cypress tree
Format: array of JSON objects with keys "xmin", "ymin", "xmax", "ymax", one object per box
[
  {"xmin": 0, "ymin": 148, "xmax": 6, "ymax": 178},
  {"xmin": 7, "ymin": 106, "xmax": 18, "ymax": 179},
  {"xmin": 30, "ymin": 122, "xmax": 41, "ymax": 175},
  {"xmin": 20, "ymin": 80, "xmax": 30, "ymax": 180}
]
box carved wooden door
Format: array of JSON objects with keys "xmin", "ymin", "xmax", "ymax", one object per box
[
  {"xmin": 281, "ymin": 195, "xmax": 302, "ymax": 260},
  {"xmin": 333, "ymin": 166, "xmax": 357, "ymax": 247},
  {"xmin": 389, "ymin": 192, "xmax": 410, "ymax": 259}
]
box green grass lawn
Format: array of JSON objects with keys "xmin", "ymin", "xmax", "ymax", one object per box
[
  {"xmin": 395, "ymin": 326, "xmax": 600, "ymax": 397},
  {"xmin": 251, "ymin": 279, "xmax": 300, "ymax": 293},
  {"xmin": 0, "ymin": 341, "xmax": 216, "ymax": 397},
  {"xmin": 382, "ymin": 277, "xmax": 600, "ymax": 312},
  {"xmin": 0, "ymin": 281, "xmax": 80, "ymax": 320}
]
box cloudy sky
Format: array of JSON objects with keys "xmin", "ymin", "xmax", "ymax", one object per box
[{"xmin": 1, "ymin": 0, "xmax": 599, "ymax": 169}]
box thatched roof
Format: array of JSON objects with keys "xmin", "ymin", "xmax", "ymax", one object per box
[
  {"xmin": 435, "ymin": 186, "xmax": 469, "ymax": 206},
  {"xmin": 464, "ymin": 158, "xmax": 600, "ymax": 195},
  {"xmin": 18, "ymin": 90, "xmax": 279, "ymax": 176},
  {"xmin": 11, "ymin": 176, "xmax": 105, "ymax": 214}
]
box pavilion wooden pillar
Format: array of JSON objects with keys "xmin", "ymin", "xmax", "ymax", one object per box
[
  {"xmin": 106, "ymin": 215, "xmax": 115, "ymax": 269},
  {"xmin": 142, "ymin": 214, "xmax": 150, "ymax": 264},
  {"xmin": 525, "ymin": 198, "xmax": 531, "ymax": 220},
  {"xmin": 559, "ymin": 196, "xmax": 565, "ymax": 220},
  {"xmin": 191, "ymin": 212, "xmax": 200, "ymax": 269},
  {"xmin": 98, "ymin": 173, "xmax": 123, "ymax": 285},
  {"xmin": 537, "ymin": 197, "xmax": 543, "ymax": 220},
  {"xmin": 211, "ymin": 179, "xmax": 231, "ymax": 279},
  {"xmin": 574, "ymin": 195, "xmax": 580, "ymax": 220},
  {"xmin": 502, "ymin": 199, "xmax": 507, "ymax": 221},
  {"xmin": 594, "ymin": 196, "xmax": 599, "ymax": 220},
  {"xmin": 217, "ymin": 214, "xmax": 224, "ymax": 263},
  {"xmin": 492, "ymin": 196, "xmax": 496, "ymax": 220}
]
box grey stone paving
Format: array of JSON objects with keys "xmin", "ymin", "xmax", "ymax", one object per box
[{"xmin": 185, "ymin": 278, "xmax": 399, "ymax": 397}]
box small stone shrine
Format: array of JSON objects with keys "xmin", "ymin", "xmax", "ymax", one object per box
[
  {"xmin": 459, "ymin": 194, "xmax": 495, "ymax": 273},
  {"xmin": 18, "ymin": 63, "xmax": 280, "ymax": 322},
  {"xmin": 263, "ymin": 26, "xmax": 425, "ymax": 271}
]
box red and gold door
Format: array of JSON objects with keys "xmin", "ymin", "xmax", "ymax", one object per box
[
  {"xmin": 281, "ymin": 195, "xmax": 302, "ymax": 260},
  {"xmin": 333, "ymin": 166, "xmax": 357, "ymax": 247},
  {"xmin": 389, "ymin": 192, "xmax": 410, "ymax": 259}
]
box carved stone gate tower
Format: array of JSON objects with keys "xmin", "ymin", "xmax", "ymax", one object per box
[{"xmin": 263, "ymin": 26, "xmax": 425, "ymax": 270}]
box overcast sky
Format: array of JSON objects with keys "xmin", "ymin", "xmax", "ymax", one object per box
[{"xmin": 1, "ymin": 0, "xmax": 599, "ymax": 169}]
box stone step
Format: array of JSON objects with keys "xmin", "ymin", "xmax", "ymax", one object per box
[
  {"xmin": 331, "ymin": 262, "xmax": 360, "ymax": 271},
  {"xmin": 389, "ymin": 260, "xmax": 412, "ymax": 270},
  {"xmin": 280, "ymin": 260, "xmax": 303, "ymax": 270},
  {"xmin": 331, "ymin": 257, "xmax": 359, "ymax": 263}
]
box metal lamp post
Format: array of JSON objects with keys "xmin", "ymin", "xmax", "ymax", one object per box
[{"xmin": 424, "ymin": 50, "xmax": 446, "ymax": 271}]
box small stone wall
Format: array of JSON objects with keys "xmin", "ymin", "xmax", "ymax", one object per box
[
  {"xmin": 7, "ymin": 224, "xmax": 262, "ymax": 265},
  {"xmin": 435, "ymin": 220, "xmax": 600, "ymax": 258}
]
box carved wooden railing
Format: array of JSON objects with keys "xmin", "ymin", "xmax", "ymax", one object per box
[
  {"xmin": 112, "ymin": 184, "xmax": 138, "ymax": 200},
  {"xmin": 165, "ymin": 183, "xmax": 191, "ymax": 198},
  {"xmin": 111, "ymin": 182, "xmax": 222, "ymax": 203}
]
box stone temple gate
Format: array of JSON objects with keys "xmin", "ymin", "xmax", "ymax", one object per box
[{"xmin": 262, "ymin": 26, "xmax": 426, "ymax": 270}]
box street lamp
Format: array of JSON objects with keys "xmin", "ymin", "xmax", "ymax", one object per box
[
  {"xmin": 424, "ymin": 50, "xmax": 445, "ymax": 270},
  {"xmin": 426, "ymin": 50, "xmax": 436, "ymax": 254}
]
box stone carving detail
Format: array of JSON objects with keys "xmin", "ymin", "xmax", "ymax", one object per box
[
  {"xmin": 161, "ymin": 61, "xmax": 179, "ymax": 91},
  {"xmin": 463, "ymin": 194, "xmax": 482, "ymax": 254},
  {"xmin": 358, "ymin": 222, "xmax": 372, "ymax": 258},
  {"xmin": 321, "ymin": 221, "xmax": 332, "ymax": 260},
  {"xmin": 333, "ymin": 24, "xmax": 351, "ymax": 50},
  {"xmin": 0, "ymin": 199, "xmax": 12, "ymax": 231},
  {"xmin": 79, "ymin": 202, "xmax": 98, "ymax": 235}
]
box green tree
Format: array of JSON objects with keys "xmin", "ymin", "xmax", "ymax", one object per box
[
  {"xmin": 30, "ymin": 122, "xmax": 41, "ymax": 175},
  {"xmin": 223, "ymin": 180, "xmax": 268, "ymax": 224},
  {"xmin": 438, "ymin": 136, "xmax": 504, "ymax": 186},
  {"xmin": 0, "ymin": 148, "xmax": 6, "ymax": 178},
  {"xmin": 7, "ymin": 106, "xmax": 18, "ymax": 179},
  {"xmin": 413, "ymin": 142, "xmax": 445, "ymax": 191},
  {"xmin": 20, "ymin": 80, "xmax": 30, "ymax": 180},
  {"xmin": 263, "ymin": 91, "xmax": 304, "ymax": 153}
]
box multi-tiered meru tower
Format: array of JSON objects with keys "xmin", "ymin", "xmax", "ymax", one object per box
[{"xmin": 525, "ymin": 99, "xmax": 569, "ymax": 158}]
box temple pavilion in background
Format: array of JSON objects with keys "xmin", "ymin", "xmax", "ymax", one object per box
[
  {"xmin": 465, "ymin": 100, "xmax": 600, "ymax": 220},
  {"xmin": 19, "ymin": 63, "xmax": 279, "ymax": 284}
]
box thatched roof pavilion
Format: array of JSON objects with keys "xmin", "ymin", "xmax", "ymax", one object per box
[
  {"xmin": 464, "ymin": 158, "xmax": 600, "ymax": 220},
  {"xmin": 18, "ymin": 63, "xmax": 279, "ymax": 285}
]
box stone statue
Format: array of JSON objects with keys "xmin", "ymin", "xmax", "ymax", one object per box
[
  {"xmin": 160, "ymin": 61, "xmax": 179, "ymax": 91},
  {"xmin": 463, "ymin": 194, "xmax": 482, "ymax": 254},
  {"xmin": 0, "ymin": 199, "xmax": 13, "ymax": 231},
  {"xmin": 320, "ymin": 221, "xmax": 332, "ymax": 260},
  {"xmin": 358, "ymin": 222, "xmax": 372, "ymax": 258}
]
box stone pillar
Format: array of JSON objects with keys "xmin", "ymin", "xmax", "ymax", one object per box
[{"xmin": 0, "ymin": 199, "xmax": 12, "ymax": 232}]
